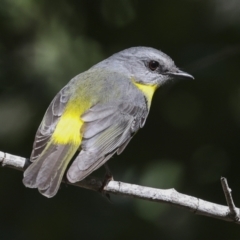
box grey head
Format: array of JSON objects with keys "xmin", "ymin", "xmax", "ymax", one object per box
[{"xmin": 92, "ymin": 46, "xmax": 194, "ymax": 86}]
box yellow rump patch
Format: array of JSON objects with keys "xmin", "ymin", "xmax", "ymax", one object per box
[
  {"xmin": 52, "ymin": 114, "xmax": 84, "ymax": 145},
  {"xmin": 131, "ymin": 78, "xmax": 158, "ymax": 108},
  {"xmin": 52, "ymin": 99, "xmax": 91, "ymax": 146}
]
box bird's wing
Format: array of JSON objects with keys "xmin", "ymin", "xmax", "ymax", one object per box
[
  {"xmin": 23, "ymin": 84, "xmax": 76, "ymax": 197},
  {"xmin": 30, "ymin": 84, "xmax": 71, "ymax": 161},
  {"xmin": 67, "ymin": 102, "xmax": 148, "ymax": 182}
]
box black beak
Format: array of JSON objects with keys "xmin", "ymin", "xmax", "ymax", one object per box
[{"xmin": 167, "ymin": 69, "xmax": 194, "ymax": 80}]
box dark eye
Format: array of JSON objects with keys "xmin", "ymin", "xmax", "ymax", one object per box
[{"xmin": 148, "ymin": 60, "xmax": 160, "ymax": 71}]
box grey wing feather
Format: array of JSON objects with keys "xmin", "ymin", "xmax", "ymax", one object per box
[
  {"xmin": 82, "ymin": 112, "xmax": 118, "ymax": 139},
  {"xmin": 30, "ymin": 85, "xmax": 71, "ymax": 161},
  {"xmin": 67, "ymin": 103, "xmax": 147, "ymax": 183},
  {"xmin": 81, "ymin": 104, "xmax": 116, "ymax": 122}
]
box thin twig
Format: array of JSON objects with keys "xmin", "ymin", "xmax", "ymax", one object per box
[
  {"xmin": 221, "ymin": 177, "xmax": 239, "ymax": 221},
  {"xmin": 1, "ymin": 150, "xmax": 240, "ymax": 224}
]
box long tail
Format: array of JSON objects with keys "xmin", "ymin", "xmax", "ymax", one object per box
[{"xmin": 23, "ymin": 141, "xmax": 78, "ymax": 198}]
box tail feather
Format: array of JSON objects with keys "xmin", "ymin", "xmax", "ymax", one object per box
[
  {"xmin": 39, "ymin": 153, "xmax": 72, "ymax": 197},
  {"xmin": 23, "ymin": 142, "xmax": 78, "ymax": 198}
]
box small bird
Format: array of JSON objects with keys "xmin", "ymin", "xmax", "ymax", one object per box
[{"xmin": 23, "ymin": 46, "xmax": 194, "ymax": 198}]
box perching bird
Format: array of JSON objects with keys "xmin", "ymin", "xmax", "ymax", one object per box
[{"xmin": 23, "ymin": 46, "xmax": 194, "ymax": 198}]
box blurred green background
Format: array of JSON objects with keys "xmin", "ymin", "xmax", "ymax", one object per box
[{"xmin": 1, "ymin": 0, "xmax": 240, "ymax": 239}]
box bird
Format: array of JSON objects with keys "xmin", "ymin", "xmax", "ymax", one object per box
[{"xmin": 23, "ymin": 46, "xmax": 194, "ymax": 198}]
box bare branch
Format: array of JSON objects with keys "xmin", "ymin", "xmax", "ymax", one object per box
[{"xmin": 1, "ymin": 150, "xmax": 240, "ymax": 224}]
